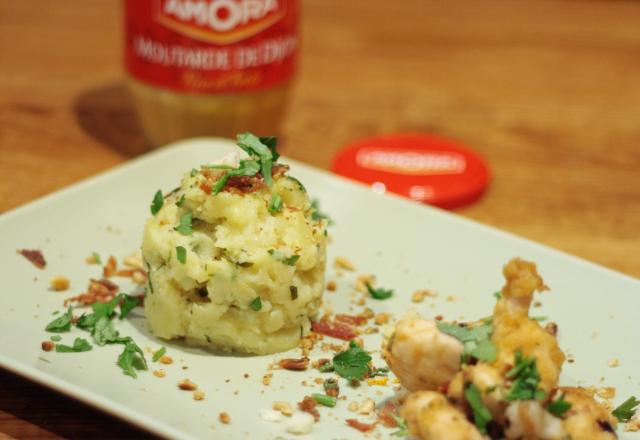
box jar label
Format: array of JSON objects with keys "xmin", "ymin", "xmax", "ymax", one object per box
[{"xmin": 124, "ymin": 0, "xmax": 298, "ymax": 93}]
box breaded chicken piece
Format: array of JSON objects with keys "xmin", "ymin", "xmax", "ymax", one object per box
[
  {"xmin": 492, "ymin": 258, "xmax": 565, "ymax": 393},
  {"xmin": 401, "ymin": 391, "xmax": 484, "ymax": 440},
  {"xmin": 561, "ymin": 387, "xmax": 618, "ymax": 440},
  {"xmin": 447, "ymin": 364, "xmax": 508, "ymax": 424},
  {"xmin": 383, "ymin": 316, "xmax": 463, "ymax": 391}
]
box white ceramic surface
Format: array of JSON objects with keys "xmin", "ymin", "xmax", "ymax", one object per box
[{"xmin": 0, "ymin": 138, "xmax": 638, "ymax": 439}]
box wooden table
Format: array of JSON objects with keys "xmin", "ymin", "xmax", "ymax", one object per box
[{"xmin": 1, "ymin": 0, "xmax": 639, "ymax": 437}]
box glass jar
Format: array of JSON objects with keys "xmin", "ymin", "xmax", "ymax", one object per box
[{"xmin": 124, "ymin": 0, "xmax": 298, "ymax": 147}]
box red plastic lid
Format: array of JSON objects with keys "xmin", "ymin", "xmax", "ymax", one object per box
[{"xmin": 331, "ymin": 133, "xmax": 490, "ymax": 209}]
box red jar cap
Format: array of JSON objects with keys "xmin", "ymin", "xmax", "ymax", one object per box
[{"xmin": 331, "ymin": 133, "xmax": 490, "ymax": 209}]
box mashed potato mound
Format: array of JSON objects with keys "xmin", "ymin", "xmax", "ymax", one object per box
[{"xmin": 142, "ymin": 145, "xmax": 327, "ymax": 355}]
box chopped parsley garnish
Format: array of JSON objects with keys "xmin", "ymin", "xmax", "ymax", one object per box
[
  {"xmin": 91, "ymin": 252, "xmax": 102, "ymax": 265},
  {"xmin": 547, "ymin": 393, "xmax": 572, "ymax": 418},
  {"xmin": 612, "ymin": 396, "xmax": 640, "ymax": 422},
  {"xmin": 119, "ymin": 294, "xmax": 139, "ymax": 319},
  {"xmin": 55, "ymin": 337, "xmax": 92, "ymax": 353},
  {"xmin": 176, "ymin": 194, "xmax": 186, "ymax": 207},
  {"xmin": 390, "ymin": 414, "xmax": 409, "ymax": 437},
  {"xmin": 268, "ymin": 194, "xmax": 283, "ymax": 214},
  {"xmin": 310, "ymin": 198, "xmax": 332, "ymax": 224},
  {"xmin": 532, "ymin": 316, "xmax": 547, "ymax": 322},
  {"xmin": 465, "ymin": 383, "xmax": 493, "ymax": 433},
  {"xmin": 236, "ymin": 132, "xmax": 277, "ymax": 187},
  {"xmin": 152, "ymin": 347, "xmax": 166, "ymax": 362},
  {"xmin": 365, "ymin": 283, "xmax": 393, "ymax": 300},
  {"xmin": 311, "ymin": 393, "xmax": 337, "ymax": 407},
  {"xmin": 117, "ymin": 337, "xmax": 148, "ymax": 378},
  {"xmin": 506, "ymin": 350, "xmax": 546, "ymax": 401},
  {"xmin": 150, "ymin": 190, "xmax": 164, "ymax": 215},
  {"xmin": 494, "ymin": 291, "xmax": 502, "ymax": 300},
  {"xmin": 290, "ymin": 285, "xmax": 298, "ymax": 300},
  {"xmin": 268, "ymin": 249, "xmax": 300, "ymax": 266},
  {"xmin": 211, "ymin": 159, "xmax": 261, "ymax": 195},
  {"xmin": 436, "ymin": 321, "xmax": 498, "ymax": 363},
  {"xmin": 45, "ymin": 307, "xmax": 73, "ymax": 332},
  {"xmin": 249, "ymin": 296, "xmax": 262, "ymax": 311},
  {"xmin": 174, "ymin": 212, "xmax": 193, "ymax": 235},
  {"xmin": 190, "ymin": 168, "xmax": 198, "ymax": 177},
  {"xmin": 370, "ymin": 367, "xmax": 390, "ymax": 377},
  {"xmin": 93, "ymin": 316, "xmax": 119, "ymax": 346},
  {"xmin": 332, "ymin": 341, "xmax": 372, "ymax": 381},
  {"xmin": 176, "ymin": 246, "xmax": 187, "ymax": 264}
]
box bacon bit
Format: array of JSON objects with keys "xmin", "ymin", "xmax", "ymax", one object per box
[
  {"xmin": 193, "ymin": 391, "xmax": 205, "ymax": 401},
  {"xmin": 160, "ymin": 355, "xmax": 173, "ymax": 365},
  {"xmin": 153, "ymin": 369, "xmax": 166, "ymax": 378},
  {"xmin": 326, "ymin": 280, "xmax": 337, "ymax": 291},
  {"xmin": 312, "ymin": 321, "xmax": 357, "ymax": 341},
  {"xmin": 219, "ymin": 412, "xmax": 230, "ymax": 424},
  {"xmin": 178, "ymin": 379, "xmax": 198, "ymax": 391},
  {"xmin": 49, "ymin": 276, "xmax": 70, "ymax": 291},
  {"xmin": 273, "ymin": 401, "xmax": 294, "ymax": 416},
  {"xmin": 313, "ymin": 358, "xmax": 331, "ymax": 369},
  {"xmin": 298, "ymin": 396, "xmax": 320, "ymax": 421},
  {"xmin": 102, "ymin": 256, "xmax": 117, "ymax": 278},
  {"xmin": 345, "ymin": 419, "xmax": 377, "ymax": 433},
  {"xmin": 41, "ymin": 341, "xmax": 54, "ymax": 352},
  {"xmin": 324, "ymin": 378, "xmax": 340, "ymax": 398},
  {"xmin": 378, "ymin": 401, "xmax": 400, "ymax": 428},
  {"xmin": 17, "ymin": 249, "xmax": 46, "ymax": 269},
  {"xmin": 199, "ymin": 182, "xmax": 212, "ymax": 195},
  {"xmin": 64, "ymin": 278, "xmax": 119, "ymax": 306},
  {"xmin": 279, "ymin": 357, "xmax": 309, "ymax": 371},
  {"xmin": 225, "ymin": 175, "xmax": 265, "ymax": 194},
  {"xmin": 334, "ymin": 256, "xmax": 355, "ymax": 271},
  {"xmin": 335, "ymin": 314, "xmax": 368, "ymax": 326},
  {"xmin": 434, "ymin": 315, "xmax": 444, "ymax": 321}
]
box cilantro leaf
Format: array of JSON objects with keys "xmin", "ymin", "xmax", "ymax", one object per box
[
  {"xmin": 174, "ymin": 212, "xmax": 193, "ymax": 235},
  {"xmin": 117, "ymin": 338, "xmax": 147, "ymax": 378},
  {"xmin": 268, "ymin": 249, "xmax": 299, "ymax": 266},
  {"xmin": 150, "ymin": 190, "xmax": 163, "ymax": 215},
  {"xmin": 436, "ymin": 321, "xmax": 497, "ymax": 363},
  {"xmin": 249, "ymin": 297, "xmax": 262, "ymax": 311},
  {"xmin": 259, "ymin": 136, "xmax": 280, "ymax": 161},
  {"xmin": 176, "ymin": 194, "xmax": 186, "ymax": 207},
  {"xmin": 236, "ymin": 132, "xmax": 276, "ymax": 186},
  {"xmin": 176, "ymin": 246, "xmax": 187, "ymax": 264},
  {"xmin": 119, "ymin": 294, "xmax": 139, "ymax": 319},
  {"xmin": 547, "ymin": 393, "xmax": 572, "ymax": 418},
  {"xmin": 365, "ymin": 283, "xmax": 393, "ymax": 300},
  {"xmin": 152, "ymin": 347, "xmax": 166, "ymax": 362},
  {"xmin": 45, "ymin": 307, "xmax": 73, "ymax": 332},
  {"xmin": 55, "ymin": 337, "xmax": 92, "ymax": 353},
  {"xmin": 332, "ymin": 341, "xmax": 372, "ymax": 381},
  {"xmin": 50, "ymin": 335, "xmax": 62, "ymax": 342},
  {"xmin": 211, "ymin": 159, "xmax": 261, "ymax": 195},
  {"xmin": 612, "ymin": 396, "xmax": 640, "ymax": 422},
  {"xmin": 465, "ymin": 383, "xmax": 493, "ymax": 433},
  {"xmin": 390, "ymin": 414, "xmax": 409, "ymax": 437},
  {"xmin": 93, "ymin": 316, "xmax": 120, "ymax": 346},
  {"xmin": 268, "ymin": 194, "xmax": 283, "ymax": 214},
  {"xmin": 92, "ymin": 252, "xmax": 102, "ymax": 265},
  {"xmin": 506, "ymin": 350, "xmax": 546, "ymax": 401},
  {"xmin": 494, "ymin": 291, "xmax": 502, "ymax": 300}
]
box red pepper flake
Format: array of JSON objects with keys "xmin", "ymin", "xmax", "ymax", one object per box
[
  {"xmin": 434, "ymin": 314, "xmax": 444, "ymax": 321},
  {"xmin": 335, "ymin": 314, "xmax": 368, "ymax": 326},
  {"xmin": 298, "ymin": 395, "xmax": 320, "ymax": 421},
  {"xmin": 312, "ymin": 321, "xmax": 357, "ymax": 341},
  {"xmin": 345, "ymin": 418, "xmax": 377, "ymax": 432},
  {"xmin": 279, "ymin": 357, "xmax": 309, "ymax": 371},
  {"xmin": 17, "ymin": 249, "xmax": 46, "ymax": 269},
  {"xmin": 103, "ymin": 256, "xmax": 117, "ymax": 278},
  {"xmin": 377, "ymin": 401, "xmax": 400, "ymax": 428},
  {"xmin": 64, "ymin": 278, "xmax": 119, "ymax": 306},
  {"xmin": 199, "ymin": 182, "xmax": 212, "ymax": 195}
]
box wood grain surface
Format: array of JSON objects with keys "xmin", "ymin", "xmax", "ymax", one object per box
[{"xmin": 1, "ymin": 0, "xmax": 639, "ymax": 438}]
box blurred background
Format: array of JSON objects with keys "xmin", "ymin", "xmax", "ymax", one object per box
[{"xmin": 1, "ymin": 0, "xmax": 639, "ymax": 436}]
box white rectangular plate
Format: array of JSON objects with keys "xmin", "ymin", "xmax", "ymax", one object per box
[{"xmin": 1, "ymin": 138, "xmax": 638, "ymax": 439}]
